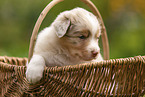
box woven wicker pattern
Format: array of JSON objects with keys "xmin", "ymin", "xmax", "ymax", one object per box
[{"xmin": 0, "ymin": 56, "xmax": 144, "ymax": 97}]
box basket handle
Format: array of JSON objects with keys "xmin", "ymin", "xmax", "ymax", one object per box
[{"xmin": 28, "ymin": 0, "xmax": 109, "ymax": 62}]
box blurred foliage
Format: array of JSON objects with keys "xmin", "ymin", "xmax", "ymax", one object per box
[{"xmin": 0, "ymin": 0, "xmax": 145, "ymax": 59}]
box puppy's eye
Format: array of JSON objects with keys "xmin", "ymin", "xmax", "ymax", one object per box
[{"xmin": 78, "ymin": 35, "xmax": 87, "ymax": 39}]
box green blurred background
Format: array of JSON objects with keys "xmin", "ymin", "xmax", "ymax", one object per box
[{"xmin": 0, "ymin": 0, "xmax": 145, "ymax": 59}]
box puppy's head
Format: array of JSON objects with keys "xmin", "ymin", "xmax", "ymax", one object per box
[{"xmin": 52, "ymin": 8, "xmax": 102, "ymax": 61}]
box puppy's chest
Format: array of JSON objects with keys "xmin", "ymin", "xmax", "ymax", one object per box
[{"xmin": 45, "ymin": 54, "xmax": 79, "ymax": 66}]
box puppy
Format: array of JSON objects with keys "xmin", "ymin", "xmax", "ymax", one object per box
[{"xmin": 26, "ymin": 7, "xmax": 103, "ymax": 84}]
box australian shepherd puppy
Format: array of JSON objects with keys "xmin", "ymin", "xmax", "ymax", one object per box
[{"xmin": 26, "ymin": 8, "xmax": 103, "ymax": 83}]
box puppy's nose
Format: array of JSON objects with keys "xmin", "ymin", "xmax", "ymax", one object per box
[{"xmin": 91, "ymin": 51, "xmax": 98, "ymax": 57}]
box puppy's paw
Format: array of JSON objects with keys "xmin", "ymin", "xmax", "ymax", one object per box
[{"xmin": 26, "ymin": 65, "xmax": 44, "ymax": 84}]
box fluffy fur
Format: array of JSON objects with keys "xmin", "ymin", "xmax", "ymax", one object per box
[{"xmin": 26, "ymin": 8, "xmax": 103, "ymax": 83}]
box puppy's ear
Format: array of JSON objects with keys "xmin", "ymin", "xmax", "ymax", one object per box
[{"xmin": 54, "ymin": 19, "xmax": 71, "ymax": 38}]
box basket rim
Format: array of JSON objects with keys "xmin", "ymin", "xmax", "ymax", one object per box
[{"xmin": 0, "ymin": 55, "xmax": 144, "ymax": 73}]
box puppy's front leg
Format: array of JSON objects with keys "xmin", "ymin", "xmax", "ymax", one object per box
[{"xmin": 26, "ymin": 55, "xmax": 45, "ymax": 84}]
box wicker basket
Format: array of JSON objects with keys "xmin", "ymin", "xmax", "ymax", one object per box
[
  {"xmin": 0, "ymin": 0, "xmax": 144, "ymax": 96},
  {"xmin": 0, "ymin": 56, "xmax": 144, "ymax": 96}
]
